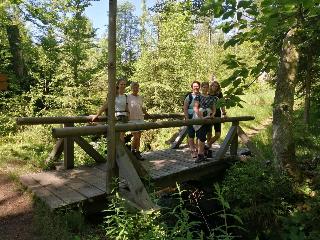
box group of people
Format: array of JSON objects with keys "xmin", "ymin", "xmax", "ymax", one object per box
[
  {"xmin": 91, "ymin": 79, "xmax": 147, "ymax": 160},
  {"xmin": 91, "ymin": 75, "xmax": 226, "ymax": 163},
  {"xmin": 183, "ymin": 76, "xmax": 226, "ymax": 163}
]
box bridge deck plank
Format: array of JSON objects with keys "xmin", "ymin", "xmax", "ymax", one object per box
[{"xmin": 20, "ymin": 145, "xmax": 234, "ymax": 209}]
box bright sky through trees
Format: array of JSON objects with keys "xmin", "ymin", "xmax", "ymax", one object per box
[{"xmin": 85, "ymin": 0, "xmax": 155, "ymax": 38}]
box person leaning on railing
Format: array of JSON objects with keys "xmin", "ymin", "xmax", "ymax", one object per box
[{"xmin": 91, "ymin": 78, "xmax": 128, "ymax": 142}]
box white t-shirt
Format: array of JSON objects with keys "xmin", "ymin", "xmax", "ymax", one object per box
[
  {"xmin": 127, "ymin": 94, "xmax": 144, "ymax": 120},
  {"xmin": 115, "ymin": 94, "xmax": 127, "ymax": 116}
]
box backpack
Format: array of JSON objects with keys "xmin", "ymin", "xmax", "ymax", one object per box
[{"xmin": 184, "ymin": 92, "xmax": 193, "ymax": 106}]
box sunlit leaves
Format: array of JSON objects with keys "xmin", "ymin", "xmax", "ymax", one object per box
[
  {"xmin": 237, "ymin": 1, "xmax": 251, "ymax": 9},
  {"xmin": 222, "ymin": 10, "xmax": 234, "ymax": 20}
]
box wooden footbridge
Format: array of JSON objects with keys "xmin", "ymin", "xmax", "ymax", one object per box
[
  {"xmin": 15, "ymin": 2, "xmax": 261, "ymax": 211},
  {"xmin": 17, "ymin": 114, "xmax": 260, "ymax": 211}
]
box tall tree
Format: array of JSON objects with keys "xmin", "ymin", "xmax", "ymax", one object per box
[
  {"xmin": 272, "ymin": 28, "xmax": 298, "ymax": 171},
  {"xmin": 133, "ymin": 1, "xmax": 196, "ymax": 112},
  {"xmin": 60, "ymin": 0, "xmax": 96, "ymax": 86},
  {"xmin": 2, "ymin": 3, "xmax": 29, "ymax": 91},
  {"xmin": 116, "ymin": 1, "xmax": 139, "ymax": 78}
]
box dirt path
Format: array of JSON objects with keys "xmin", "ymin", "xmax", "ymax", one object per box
[
  {"xmin": 245, "ymin": 117, "xmax": 273, "ymax": 138},
  {"xmin": 0, "ymin": 172, "xmax": 34, "ymax": 240}
]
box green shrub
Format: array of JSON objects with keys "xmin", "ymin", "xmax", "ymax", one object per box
[
  {"xmin": 221, "ymin": 159, "xmax": 295, "ymax": 238},
  {"xmin": 277, "ymin": 195, "xmax": 320, "ymax": 240},
  {"xmin": 103, "ymin": 192, "xmax": 168, "ymax": 240},
  {"xmin": 33, "ymin": 201, "xmax": 86, "ymax": 240}
]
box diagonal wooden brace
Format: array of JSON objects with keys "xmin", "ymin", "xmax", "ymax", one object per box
[{"xmin": 116, "ymin": 142, "xmax": 156, "ymax": 210}]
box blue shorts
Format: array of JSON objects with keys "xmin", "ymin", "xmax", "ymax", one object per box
[{"xmin": 187, "ymin": 114, "xmax": 195, "ymax": 138}]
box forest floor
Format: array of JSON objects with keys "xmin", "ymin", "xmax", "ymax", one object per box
[
  {"xmin": 0, "ymin": 117, "xmax": 273, "ymax": 240},
  {"xmin": 0, "ymin": 172, "xmax": 35, "ymax": 240}
]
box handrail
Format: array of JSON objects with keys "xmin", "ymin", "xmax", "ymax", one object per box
[
  {"xmin": 52, "ymin": 116, "xmax": 255, "ymax": 138},
  {"xmin": 16, "ymin": 113, "xmax": 185, "ymax": 125}
]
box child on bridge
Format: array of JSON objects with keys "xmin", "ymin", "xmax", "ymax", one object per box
[{"xmin": 193, "ymin": 82, "xmax": 216, "ymax": 163}]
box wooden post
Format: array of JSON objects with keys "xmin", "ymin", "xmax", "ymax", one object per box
[
  {"xmin": 64, "ymin": 123, "xmax": 74, "ymax": 169},
  {"xmin": 230, "ymin": 121, "xmax": 239, "ymax": 156},
  {"xmin": 106, "ymin": 0, "xmax": 117, "ymax": 194}
]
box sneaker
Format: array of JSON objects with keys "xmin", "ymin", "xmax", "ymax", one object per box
[
  {"xmin": 132, "ymin": 150, "xmax": 145, "ymax": 161},
  {"xmin": 206, "ymin": 149, "xmax": 213, "ymax": 158},
  {"xmin": 195, "ymin": 154, "xmax": 206, "ymax": 163}
]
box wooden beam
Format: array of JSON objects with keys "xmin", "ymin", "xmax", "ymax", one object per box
[
  {"xmin": 53, "ymin": 125, "xmax": 107, "ymax": 138},
  {"xmin": 16, "ymin": 113, "xmax": 184, "ymax": 125},
  {"xmin": 74, "ymin": 136, "xmax": 106, "ymax": 163},
  {"xmin": 230, "ymin": 122, "xmax": 239, "ymax": 156},
  {"xmin": 64, "ymin": 123, "xmax": 74, "ymax": 169},
  {"xmin": 170, "ymin": 126, "xmax": 187, "ymax": 149},
  {"xmin": 115, "ymin": 116, "xmax": 255, "ymax": 132},
  {"xmin": 116, "ymin": 140, "xmax": 156, "ymax": 210},
  {"xmin": 215, "ymin": 126, "xmax": 238, "ymax": 161},
  {"xmin": 45, "ymin": 138, "xmax": 64, "ymax": 165},
  {"xmin": 52, "ymin": 116, "xmax": 255, "ymax": 138},
  {"xmin": 120, "ymin": 143, "xmax": 148, "ymax": 178},
  {"xmin": 16, "ymin": 116, "xmax": 101, "ymax": 125},
  {"xmin": 237, "ymin": 126, "xmax": 265, "ymax": 161}
]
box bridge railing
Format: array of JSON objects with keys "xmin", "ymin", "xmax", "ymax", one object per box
[
  {"xmin": 51, "ymin": 116, "xmax": 257, "ymax": 167},
  {"xmin": 16, "ymin": 113, "xmax": 184, "ymax": 125},
  {"xmin": 16, "ymin": 114, "xmax": 185, "ymax": 169},
  {"xmin": 17, "ymin": 114, "xmax": 259, "ymax": 210}
]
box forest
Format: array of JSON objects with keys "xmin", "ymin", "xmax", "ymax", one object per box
[{"xmin": 1, "ymin": 0, "xmax": 320, "ymax": 239}]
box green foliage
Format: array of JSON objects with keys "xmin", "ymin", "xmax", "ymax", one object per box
[
  {"xmin": 133, "ymin": 2, "xmax": 196, "ymax": 113},
  {"xmin": 167, "ymin": 184, "xmax": 203, "ymax": 240},
  {"xmin": 222, "ymin": 159, "xmax": 295, "ymax": 238},
  {"xmin": 116, "ymin": 1, "xmax": 140, "ymax": 78},
  {"xmin": 33, "ymin": 201, "xmax": 86, "ymax": 240},
  {"xmin": 208, "ymin": 184, "xmax": 245, "ymax": 240},
  {"xmin": 102, "ymin": 183, "xmax": 246, "ymax": 240},
  {"xmin": 103, "ymin": 184, "xmax": 206, "ymax": 240},
  {"xmin": 103, "ymin": 192, "xmax": 167, "ymax": 240}
]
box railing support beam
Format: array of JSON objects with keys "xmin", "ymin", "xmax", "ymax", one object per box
[{"xmin": 64, "ymin": 123, "xmax": 74, "ymax": 169}]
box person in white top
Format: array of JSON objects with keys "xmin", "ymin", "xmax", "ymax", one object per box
[
  {"xmin": 127, "ymin": 82, "xmax": 149, "ymax": 160},
  {"xmin": 91, "ymin": 79, "xmax": 128, "ymax": 141}
]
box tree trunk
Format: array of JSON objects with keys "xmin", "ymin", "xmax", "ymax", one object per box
[
  {"xmin": 272, "ymin": 28, "xmax": 299, "ymax": 173},
  {"xmin": 6, "ymin": 24, "xmax": 27, "ymax": 90},
  {"xmin": 303, "ymin": 51, "xmax": 313, "ymax": 125}
]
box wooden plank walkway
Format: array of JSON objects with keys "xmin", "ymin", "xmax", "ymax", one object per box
[{"xmin": 20, "ymin": 145, "xmax": 233, "ymax": 209}]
